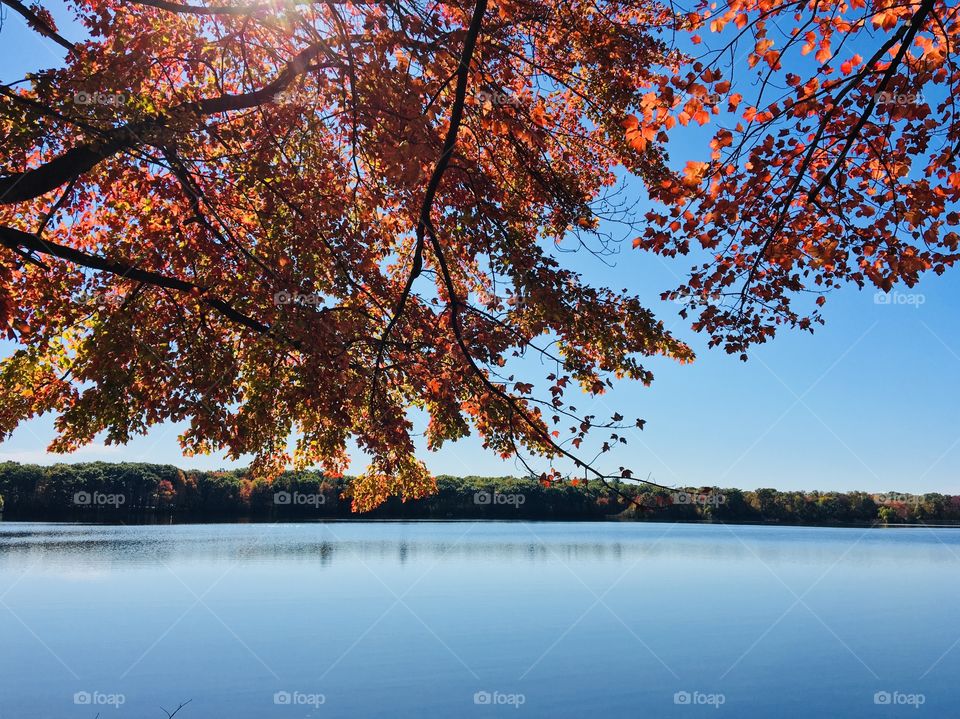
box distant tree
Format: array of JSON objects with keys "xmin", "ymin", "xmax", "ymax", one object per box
[
  {"xmin": 156, "ymin": 479, "xmax": 176, "ymax": 507},
  {"xmin": 877, "ymin": 506, "xmax": 898, "ymax": 524}
]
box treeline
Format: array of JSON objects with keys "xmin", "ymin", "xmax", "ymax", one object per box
[
  {"xmin": 0, "ymin": 462, "xmax": 617, "ymax": 520},
  {"xmin": 0, "ymin": 461, "xmax": 958, "ymax": 525}
]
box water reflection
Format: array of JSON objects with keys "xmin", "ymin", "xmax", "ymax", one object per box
[{"xmin": 1, "ymin": 521, "xmax": 957, "ymax": 570}]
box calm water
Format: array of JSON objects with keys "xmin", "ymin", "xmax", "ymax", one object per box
[{"xmin": 1, "ymin": 521, "xmax": 958, "ymax": 718}]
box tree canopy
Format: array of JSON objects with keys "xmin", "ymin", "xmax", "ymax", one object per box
[{"xmin": 0, "ymin": 0, "xmax": 956, "ymax": 508}]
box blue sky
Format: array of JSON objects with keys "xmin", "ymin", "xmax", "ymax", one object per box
[{"xmin": 1, "ymin": 2, "xmax": 957, "ymax": 493}]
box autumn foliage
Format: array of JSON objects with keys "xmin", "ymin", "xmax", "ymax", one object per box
[
  {"xmin": 0, "ymin": 0, "xmax": 955, "ymax": 508},
  {"xmin": 638, "ymin": 0, "xmax": 960, "ymax": 353}
]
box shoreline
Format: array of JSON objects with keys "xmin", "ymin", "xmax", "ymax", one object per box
[{"xmin": 3, "ymin": 514, "xmax": 960, "ymax": 529}]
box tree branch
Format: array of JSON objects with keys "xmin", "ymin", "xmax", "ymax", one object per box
[
  {"xmin": 0, "ymin": 41, "xmax": 337, "ymax": 204},
  {"xmin": 370, "ymin": 0, "xmax": 488, "ymax": 406},
  {"xmin": 0, "ymin": 0, "xmax": 75, "ymax": 50},
  {"xmin": 0, "ymin": 225, "xmax": 273, "ymax": 336}
]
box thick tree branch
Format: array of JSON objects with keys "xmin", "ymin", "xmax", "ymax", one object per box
[
  {"xmin": 0, "ymin": 41, "xmax": 336, "ymax": 204},
  {"xmin": 0, "ymin": 0, "xmax": 75, "ymax": 50},
  {"xmin": 0, "ymin": 225, "xmax": 272, "ymax": 335}
]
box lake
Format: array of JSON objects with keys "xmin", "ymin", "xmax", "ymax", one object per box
[{"xmin": 0, "ymin": 521, "xmax": 957, "ymax": 717}]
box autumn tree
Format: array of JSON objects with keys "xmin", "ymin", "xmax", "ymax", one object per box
[
  {"xmin": 0, "ymin": 0, "xmax": 956, "ymax": 509},
  {"xmin": 638, "ymin": 0, "xmax": 960, "ymax": 353}
]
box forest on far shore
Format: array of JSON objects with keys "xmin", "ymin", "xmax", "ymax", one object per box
[{"xmin": 0, "ymin": 462, "xmax": 957, "ymax": 526}]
